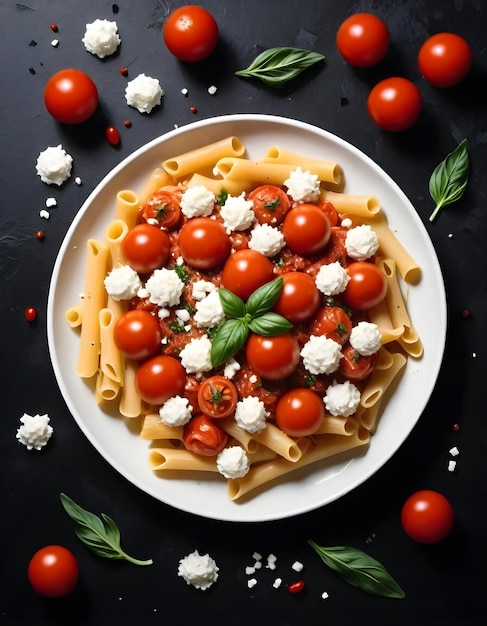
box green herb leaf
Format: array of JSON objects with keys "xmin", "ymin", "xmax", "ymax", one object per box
[
  {"xmin": 248, "ymin": 312, "xmax": 293, "ymax": 335},
  {"xmin": 308, "ymin": 540, "xmax": 405, "ymax": 599},
  {"xmin": 429, "ymin": 138, "xmax": 470, "ymax": 222},
  {"xmin": 235, "ymin": 47, "xmax": 325, "ymax": 87},
  {"xmin": 60, "ymin": 493, "xmax": 153, "ymax": 566},
  {"xmin": 218, "ymin": 287, "xmax": 246, "ymax": 318},
  {"xmin": 211, "ymin": 318, "xmax": 249, "ymax": 368},
  {"xmin": 246, "ymin": 277, "xmax": 283, "ymax": 317}
]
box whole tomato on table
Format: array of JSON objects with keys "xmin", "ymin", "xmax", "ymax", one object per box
[
  {"xmin": 44, "ymin": 69, "xmax": 98, "ymax": 124},
  {"xmin": 163, "ymin": 5, "xmax": 219, "ymax": 62}
]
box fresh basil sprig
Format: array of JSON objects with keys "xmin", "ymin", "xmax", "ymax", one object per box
[
  {"xmin": 60, "ymin": 493, "xmax": 153, "ymax": 566},
  {"xmin": 235, "ymin": 47, "xmax": 325, "ymax": 87},
  {"xmin": 429, "ymin": 138, "xmax": 470, "ymax": 222},
  {"xmin": 308, "ymin": 540, "xmax": 405, "ymax": 599},
  {"xmin": 211, "ymin": 278, "xmax": 292, "ymax": 368}
]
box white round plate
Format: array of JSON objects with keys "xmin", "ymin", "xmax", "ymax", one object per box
[{"xmin": 47, "ymin": 114, "xmax": 446, "ymax": 522}]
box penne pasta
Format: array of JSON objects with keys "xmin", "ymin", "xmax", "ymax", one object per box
[
  {"xmin": 214, "ymin": 158, "xmax": 301, "ymax": 186},
  {"xmin": 185, "ymin": 172, "xmax": 253, "ymax": 196},
  {"xmin": 115, "ymin": 190, "xmax": 139, "ymax": 229},
  {"xmin": 118, "ymin": 358, "xmax": 142, "ymax": 418},
  {"xmin": 138, "ymin": 168, "xmax": 173, "ymax": 205},
  {"xmin": 105, "ymin": 219, "xmax": 129, "ymax": 269},
  {"xmin": 98, "ymin": 308, "xmax": 123, "ymax": 384},
  {"xmin": 65, "ymin": 304, "xmax": 83, "ymax": 328},
  {"xmin": 250, "ymin": 422, "xmax": 309, "ymax": 462},
  {"xmin": 262, "ymin": 145, "xmax": 343, "ymax": 186},
  {"xmin": 140, "ymin": 413, "xmax": 184, "ymax": 441},
  {"xmin": 313, "ymin": 414, "xmax": 360, "ymax": 436},
  {"xmin": 320, "ymin": 189, "xmax": 381, "ymax": 218}
]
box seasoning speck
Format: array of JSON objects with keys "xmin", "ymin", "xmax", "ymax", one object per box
[
  {"xmin": 452, "ymin": 423, "xmax": 460, "ymax": 432},
  {"xmin": 119, "ymin": 66, "xmax": 128, "ymax": 76},
  {"xmin": 123, "ymin": 119, "xmax": 132, "ymax": 128},
  {"xmin": 74, "ymin": 176, "xmax": 82, "ymax": 186},
  {"xmin": 340, "ymin": 96, "xmax": 349, "ymax": 106},
  {"xmin": 462, "ymin": 309, "xmax": 471, "ymax": 318},
  {"xmin": 29, "ymin": 40, "xmax": 37, "ymax": 46},
  {"xmin": 51, "ymin": 39, "xmax": 59, "ymax": 47},
  {"xmin": 190, "ymin": 105, "xmax": 198, "ymax": 114},
  {"xmin": 50, "ymin": 23, "xmax": 58, "ymax": 32},
  {"xmin": 29, "ymin": 67, "xmax": 36, "ymax": 74},
  {"xmin": 25, "ymin": 306, "xmax": 37, "ymax": 322},
  {"xmin": 112, "ymin": 3, "xmax": 119, "ymax": 13},
  {"xmin": 36, "ymin": 230, "xmax": 45, "ymax": 240}
]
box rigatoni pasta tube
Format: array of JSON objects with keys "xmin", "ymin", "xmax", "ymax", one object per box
[
  {"xmin": 163, "ymin": 136, "xmax": 246, "ymax": 178},
  {"xmin": 250, "ymin": 422, "xmax": 308, "ymax": 462},
  {"xmin": 263, "ymin": 146, "xmax": 343, "ymax": 186},
  {"xmin": 320, "ymin": 189, "xmax": 381, "ymax": 218},
  {"xmin": 313, "ymin": 414, "xmax": 359, "ymax": 436},
  {"xmin": 140, "ymin": 413, "xmax": 184, "ymax": 441},
  {"xmin": 119, "ymin": 358, "xmax": 142, "ymax": 418},
  {"xmin": 76, "ymin": 239, "xmax": 110, "ymax": 379},
  {"xmin": 149, "ymin": 446, "xmax": 220, "ymax": 472},
  {"xmin": 98, "ymin": 308, "xmax": 123, "ymax": 385},
  {"xmin": 186, "ymin": 172, "xmax": 253, "ymax": 196},
  {"xmin": 214, "ymin": 158, "xmax": 299, "ymax": 186},
  {"xmin": 115, "ymin": 190, "xmax": 139, "ymax": 229},
  {"xmin": 138, "ymin": 168, "xmax": 173, "ymax": 205},
  {"xmin": 105, "ymin": 219, "xmax": 129, "ymax": 269},
  {"xmin": 65, "ymin": 304, "xmax": 83, "ymax": 328}
]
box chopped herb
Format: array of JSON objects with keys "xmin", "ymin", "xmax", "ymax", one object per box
[
  {"xmin": 174, "ymin": 264, "xmax": 191, "ymax": 283},
  {"xmin": 337, "ymin": 322, "xmax": 349, "ymax": 336},
  {"xmin": 305, "ymin": 374, "xmax": 316, "ymax": 387},
  {"xmin": 264, "ymin": 196, "xmax": 281, "ymax": 211},
  {"xmin": 168, "ymin": 321, "xmax": 185, "ymax": 334},
  {"xmin": 217, "ymin": 188, "xmax": 229, "ymax": 206}
]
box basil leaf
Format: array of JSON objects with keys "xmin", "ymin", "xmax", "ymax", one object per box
[
  {"xmin": 429, "ymin": 138, "xmax": 469, "ymax": 222},
  {"xmin": 211, "ymin": 318, "xmax": 248, "ymax": 368},
  {"xmin": 308, "ymin": 540, "xmax": 405, "ymax": 599},
  {"xmin": 235, "ymin": 47, "xmax": 325, "ymax": 87},
  {"xmin": 218, "ymin": 287, "xmax": 246, "ymax": 318},
  {"xmin": 60, "ymin": 493, "xmax": 153, "ymax": 566},
  {"xmin": 246, "ymin": 278, "xmax": 283, "ymax": 317},
  {"xmin": 248, "ymin": 312, "xmax": 293, "ymax": 336}
]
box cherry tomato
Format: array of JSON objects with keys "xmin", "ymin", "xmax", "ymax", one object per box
[
  {"xmin": 282, "ymin": 204, "xmax": 331, "ymax": 255},
  {"xmin": 178, "ymin": 217, "xmax": 231, "ymax": 270},
  {"xmin": 163, "ymin": 5, "xmax": 218, "ymax": 62},
  {"xmin": 183, "ymin": 414, "xmax": 228, "ymax": 456},
  {"xmin": 114, "ymin": 310, "xmax": 162, "ymax": 360},
  {"xmin": 275, "ymin": 388, "xmax": 324, "ymax": 436},
  {"xmin": 221, "ymin": 249, "xmax": 275, "ymax": 300},
  {"xmin": 121, "ymin": 223, "xmax": 170, "ymax": 274},
  {"xmin": 141, "ymin": 189, "xmax": 182, "ymax": 230},
  {"xmin": 344, "ymin": 261, "xmax": 387, "ymax": 310},
  {"xmin": 338, "ymin": 344, "xmax": 378, "ymax": 381},
  {"xmin": 309, "ymin": 306, "xmax": 352, "ymax": 345},
  {"xmin": 318, "ymin": 201, "xmax": 339, "ymax": 227},
  {"xmin": 105, "ymin": 125, "xmax": 120, "ymax": 146},
  {"xmin": 367, "ymin": 77, "xmax": 422, "ymax": 132},
  {"xmin": 245, "ymin": 332, "xmax": 300, "ymax": 380},
  {"xmin": 418, "ymin": 32, "xmax": 472, "ymax": 88},
  {"xmin": 401, "ymin": 490, "xmax": 454, "ymax": 543},
  {"xmin": 336, "ymin": 13, "xmax": 390, "ymax": 67},
  {"xmin": 248, "ymin": 184, "xmax": 290, "ymax": 225},
  {"xmin": 135, "ymin": 355, "xmax": 186, "ymax": 405},
  {"xmin": 25, "ymin": 306, "xmax": 37, "ymax": 322},
  {"xmin": 28, "ymin": 545, "xmax": 79, "ymax": 598},
  {"xmin": 273, "ymin": 272, "xmax": 320, "ymax": 323},
  {"xmin": 197, "ymin": 375, "xmax": 238, "ymax": 418},
  {"xmin": 44, "ymin": 69, "xmax": 98, "ymax": 124}
]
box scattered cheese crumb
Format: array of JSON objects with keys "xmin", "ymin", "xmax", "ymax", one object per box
[
  {"xmin": 253, "ymin": 552, "xmax": 262, "ymax": 561},
  {"xmin": 74, "ymin": 176, "xmax": 82, "ymax": 185},
  {"xmin": 266, "ymin": 554, "xmax": 277, "ymax": 569},
  {"xmin": 273, "ymin": 578, "xmax": 283, "ymax": 589},
  {"xmin": 448, "ymin": 460, "xmax": 457, "ymax": 472},
  {"xmin": 245, "ymin": 566, "xmax": 255, "ymax": 575},
  {"xmin": 321, "ymin": 591, "xmax": 330, "ymax": 600},
  {"xmin": 291, "ymin": 561, "xmax": 304, "ymax": 572},
  {"xmin": 181, "ymin": 88, "xmax": 188, "ymax": 96},
  {"xmin": 449, "ymin": 446, "xmax": 460, "ymax": 457},
  {"xmin": 51, "ymin": 39, "xmax": 59, "ymax": 47},
  {"xmin": 247, "ymin": 578, "xmax": 258, "ymax": 588},
  {"xmin": 45, "ymin": 197, "xmax": 57, "ymax": 208},
  {"xmin": 208, "ymin": 85, "xmax": 217, "ymax": 95},
  {"xmin": 39, "ymin": 210, "xmax": 50, "ymax": 219}
]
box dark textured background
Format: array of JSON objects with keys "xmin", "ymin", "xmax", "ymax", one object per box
[{"xmin": 1, "ymin": 1, "xmax": 486, "ymax": 624}]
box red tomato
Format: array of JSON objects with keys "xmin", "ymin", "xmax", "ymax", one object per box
[
  {"xmin": 141, "ymin": 189, "xmax": 182, "ymax": 230},
  {"xmin": 105, "ymin": 125, "xmax": 120, "ymax": 146},
  {"xmin": 221, "ymin": 249, "xmax": 275, "ymax": 300},
  {"xmin": 418, "ymin": 32, "xmax": 472, "ymax": 87},
  {"xmin": 344, "ymin": 261, "xmax": 387, "ymax": 310},
  {"xmin": 338, "ymin": 344, "xmax": 378, "ymax": 381},
  {"xmin": 28, "ymin": 545, "xmax": 79, "ymax": 598},
  {"xmin": 121, "ymin": 223, "xmax": 170, "ymax": 274},
  {"xmin": 183, "ymin": 414, "xmax": 228, "ymax": 456},
  {"xmin": 273, "ymin": 272, "xmax": 320, "ymax": 323},
  {"xmin": 282, "ymin": 204, "xmax": 331, "ymax": 255},
  {"xmin": 163, "ymin": 5, "xmax": 218, "ymax": 62},
  {"xmin": 309, "ymin": 306, "xmax": 352, "ymax": 345},
  {"xmin": 197, "ymin": 375, "xmax": 238, "ymax": 418},
  {"xmin": 401, "ymin": 490, "xmax": 454, "ymax": 543},
  {"xmin": 114, "ymin": 310, "xmax": 162, "ymax": 360},
  {"xmin": 275, "ymin": 388, "xmax": 324, "ymax": 436},
  {"xmin": 318, "ymin": 201, "xmax": 339, "ymax": 227},
  {"xmin": 336, "ymin": 13, "xmax": 390, "ymax": 67},
  {"xmin": 245, "ymin": 332, "xmax": 300, "ymax": 380},
  {"xmin": 248, "ymin": 184, "xmax": 290, "ymax": 225},
  {"xmin": 178, "ymin": 217, "xmax": 231, "ymax": 270},
  {"xmin": 367, "ymin": 77, "xmax": 422, "ymax": 131},
  {"xmin": 44, "ymin": 69, "xmax": 98, "ymax": 124},
  {"xmin": 135, "ymin": 355, "xmax": 186, "ymax": 405}
]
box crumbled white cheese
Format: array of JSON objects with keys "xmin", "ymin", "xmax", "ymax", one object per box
[
  {"xmin": 74, "ymin": 176, "xmax": 82, "ymax": 186},
  {"xmin": 220, "ymin": 193, "xmax": 255, "ymax": 233},
  {"xmin": 175, "ymin": 308, "xmax": 191, "ymax": 323},
  {"xmin": 248, "ymin": 223, "xmax": 285, "ymax": 257},
  {"xmin": 292, "ymin": 561, "xmax": 304, "ymax": 572},
  {"xmin": 159, "ymin": 396, "xmax": 192, "ymax": 427},
  {"xmin": 449, "ymin": 446, "xmax": 460, "ymax": 456},
  {"xmin": 125, "ymin": 73, "xmax": 163, "ymax": 114},
  {"xmin": 284, "ymin": 167, "xmax": 320, "ymax": 202},
  {"xmin": 223, "ymin": 358, "xmax": 241, "ymax": 380},
  {"xmin": 39, "ymin": 210, "xmax": 50, "ymax": 220},
  {"xmin": 246, "ymin": 565, "xmax": 256, "ymax": 575},
  {"xmin": 16, "ymin": 413, "xmax": 53, "ymax": 450},
  {"xmin": 273, "ymin": 578, "xmax": 283, "ymax": 589},
  {"xmin": 321, "ymin": 591, "xmax": 330, "ymax": 600},
  {"xmin": 349, "ymin": 321, "xmax": 382, "ymax": 356},
  {"xmin": 266, "ymin": 554, "xmax": 277, "ymax": 569},
  {"xmin": 104, "ymin": 265, "xmax": 142, "ymax": 301},
  {"xmin": 145, "ymin": 268, "xmax": 184, "ymax": 307},
  {"xmin": 234, "ymin": 396, "xmax": 269, "ymax": 433},
  {"xmin": 179, "ymin": 335, "xmax": 213, "ymax": 374},
  {"xmin": 193, "ymin": 290, "xmax": 225, "ymax": 328},
  {"xmin": 324, "ymin": 380, "xmax": 361, "ymax": 416},
  {"xmin": 181, "ymin": 88, "xmax": 189, "ymax": 96},
  {"xmin": 447, "ymin": 460, "xmax": 457, "ymax": 472},
  {"xmin": 51, "ymin": 39, "xmax": 59, "ymax": 47},
  {"xmin": 247, "ymin": 578, "xmax": 258, "ymax": 588},
  {"xmin": 35, "ymin": 144, "xmax": 73, "ymax": 186},
  {"xmin": 216, "ymin": 446, "xmax": 250, "ymax": 479},
  {"xmin": 45, "ymin": 197, "xmax": 57, "ymax": 208},
  {"xmin": 345, "ymin": 225, "xmax": 379, "ymax": 260},
  {"xmin": 300, "ymin": 335, "xmax": 342, "ymax": 375},
  {"xmin": 208, "ymin": 85, "xmax": 217, "ymax": 95},
  {"xmin": 178, "ymin": 550, "xmax": 219, "ymax": 590},
  {"xmin": 82, "ymin": 19, "xmax": 121, "ymax": 58},
  {"xmin": 315, "ymin": 261, "xmax": 350, "ymax": 296},
  {"xmin": 191, "ymin": 279, "xmax": 217, "ymax": 301},
  {"xmin": 180, "ymin": 186, "xmax": 215, "ymax": 218}
]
